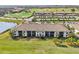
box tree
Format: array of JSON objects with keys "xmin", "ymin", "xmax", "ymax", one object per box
[
  {"xmin": 71, "ymin": 8, "xmax": 75, "ymax": 13},
  {"xmin": 62, "ymin": 9, "xmax": 65, "ymax": 12}
]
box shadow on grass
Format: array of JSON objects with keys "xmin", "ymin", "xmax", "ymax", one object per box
[
  {"xmin": 68, "ymin": 45, "xmax": 79, "ymax": 48},
  {"xmin": 55, "ymin": 42, "xmax": 68, "ymax": 48},
  {"xmin": 56, "ymin": 44, "xmax": 68, "ymax": 48},
  {"xmin": 72, "ymin": 46, "xmax": 79, "ymax": 48}
]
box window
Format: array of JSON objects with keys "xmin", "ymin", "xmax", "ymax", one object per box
[
  {"xmin": 50, "ymin": 32, "xmax": 54, "ymax": 37},
  {"xmin": 32, "ymin": 31, "xmax": 36, "ymax": 37},
  {"xmin": 45, "ymin": 31, "xmax": 49, "ymax": 37}
]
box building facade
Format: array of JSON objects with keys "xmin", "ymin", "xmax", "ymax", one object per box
[{"xmin": 12, "ymin": 23, "xmax": 70, "ymax": 38}]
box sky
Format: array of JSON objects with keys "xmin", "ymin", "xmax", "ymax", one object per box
[{"xmin": 0, "ymin": 0, "xmax": 79, "ymax": 5}]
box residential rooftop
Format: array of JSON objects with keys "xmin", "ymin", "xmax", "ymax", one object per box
[
  {"xmin": 34, "ymin": 12, "xmax": 79, "ymax": 16},
  {"xmin": 14, "ymin": 23, "xmax": 69, "ymax": 32}
]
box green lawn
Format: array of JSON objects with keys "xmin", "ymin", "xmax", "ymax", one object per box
[
  {"xmin": 0, "ymin": 31, "xmax": 79, "ymax": 54},
  {"xmin": 5, "ymin": 11, "xmax": 32, "ymax": 18}
]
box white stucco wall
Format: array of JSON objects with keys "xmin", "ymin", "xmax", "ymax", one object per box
[
  {"xmin": 56, "ymin": 32, "xmax": 59, "ymax": 37},
  {"xmin": 13, "ymin": 31, "xmax": 19, "ymax": 36},
  {"xmin": 54, "ymin": 32, "xmax": 57, "ymax": 37},
  {"xmin": 63, "ymin": 32, "xmax": 67, "ymax": 37},
  {"xmin": 22, "ymin": 31, "xmax": 27, "ymax": 36}
]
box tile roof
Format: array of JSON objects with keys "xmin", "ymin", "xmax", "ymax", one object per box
[
  {"xmin": 14, "ymin": 23, "xmax": 69, "ymax": 32},
  {"xmin": 34, "ymin": 12, "xmax": 79, "ymax": 16}
]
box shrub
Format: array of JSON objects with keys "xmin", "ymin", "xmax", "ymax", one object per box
[
  {"xmin": 65, "ymin": 37, "xmax": 77, "ymax": 42},
  {"xmin": 65, "ymin": 37, "xmax": 77, "ymax": 47},
  {"xmin": 75, "ymin": 42, "xmax": 79, "ymax": 47},
  {"xmin": 75, "ymin": 40, "xmax": 79, "ymax": 47}
]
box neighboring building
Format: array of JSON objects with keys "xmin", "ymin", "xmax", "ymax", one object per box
[
  {"xmin": 12, "ymin": 23, "xmax": 70, "ymax": 38},
  {"xmin": 33, "ymin": 12, "xmax": 53, "ymax": 21},
  {"xmin": 33, "ymin": 12, "xmax": 79, "ymax": 21},
  {"xmin": 68, "ymin": 24, "xmax": 79, "ymax": 38},
  {"xmin": 69, "ymin": 24, "xmax": 79, "ymax": 34},
  {"xmin": 54, "ymin": 13, "xmax": 79, "ymax": 20}
]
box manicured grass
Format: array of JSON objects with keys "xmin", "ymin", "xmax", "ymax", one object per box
[
  {"xmin": 0, "ymin": 31, "xmax": 79, "ymax": 54},
  {"xmin": 5, "ymin": 11, "xmax": 32, "ymax": 18}
]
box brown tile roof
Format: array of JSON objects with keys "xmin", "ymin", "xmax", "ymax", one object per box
[{"xmin": 14, "ymin": 23, "xmax": 69, "ymax": 32}]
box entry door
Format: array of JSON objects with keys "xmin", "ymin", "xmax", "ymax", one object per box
[{"xmin": 18, "ymin": 31, "xmax": 22, "ymax": 37}]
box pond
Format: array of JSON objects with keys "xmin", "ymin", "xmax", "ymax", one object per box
[{"xmin": 0, "ymin": 22, "xmax": 17, "ymax": 33}]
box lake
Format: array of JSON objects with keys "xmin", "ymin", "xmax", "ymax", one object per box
[{"xmin": 0, "ymin": 22, "xmax": 17, "ymax": 33}]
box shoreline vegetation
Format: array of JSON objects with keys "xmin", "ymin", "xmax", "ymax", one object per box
[{"xmin": 0, "ymin": 18, "xmax": 23, "ymax": 24}]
